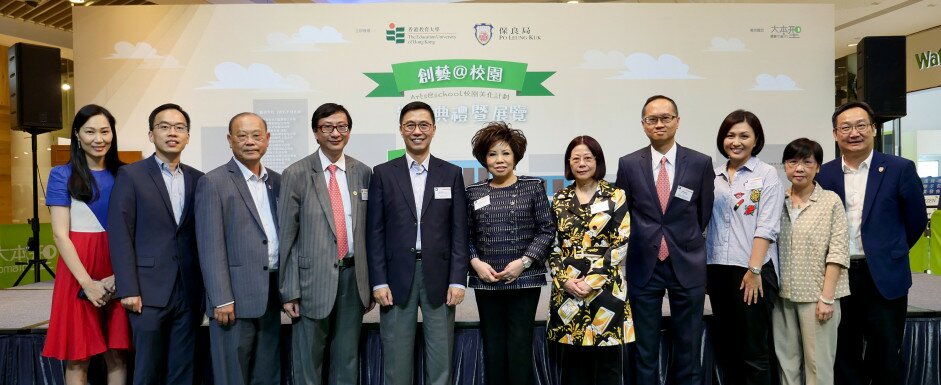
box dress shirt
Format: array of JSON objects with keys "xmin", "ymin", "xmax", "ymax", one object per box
[
  {"xmin": 778, "ymin": 184, "xmax": 851, "ymax": 302},
  {"xmin": 234, "ymin": 158, "xmax": 279, "ymax": 270},
  {"xmin": 706, "ymin": 156, "xmax": 784, "ymax": 269},
  {"xmin": 155, "ymin": 155, "xmax": 185, "ymax": 225},
  {"xmin": 405, "ymin": 153, "xmax": 429, "ymax": 251},
  {"xmin": 650, "ymin": 143, "xmax": 677, "ymax": 187},
  {"xmin": 841, "ymin": 150, "xmax": 873, "ymax": 258},
  {"xmin": 319, "ymin": 150, "xmax": 354, "ymax": 257}
]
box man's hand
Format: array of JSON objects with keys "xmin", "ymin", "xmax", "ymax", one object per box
[
  {"xmin": 446, "ymin": 287, "xmax": 465, "ymax": 306},
  {"xmin": 121, "ymin": 296, "xmax": 143, "ymax": 313},
  {"xmin": 373, "ymin": 287, "xmax": 394, "ymax": 307},
  {"xmin": 282, "ymin": 299, "xmax": 300, "ymax": 318},
  {"xmin": 214, "ymin": 303, "xmax": 235, "ymax": 326}
]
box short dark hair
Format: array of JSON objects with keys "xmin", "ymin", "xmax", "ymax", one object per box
[
  {"xmin": 641, "ymin": 95, "xmax": 679, "ymax": 118},
  {"xmin": 399, "ymin": 101, "xmax": 435, "ymax": 124},
  {"xmin": 563, "ymin": 135, "xmax": 606, "ymax": 181},
  {"xmin": 716, "ymin": 109, "xmax": 765, "ymax": 158},
  {"xmin": 148, "ymin": 103, "xmax": 190, "ymax": 131},
  {"xmin": 470, "ymin": 121, "xmax": 527, "ymax": 168},
  {"xmin": 311, "ymin": 103, "xmax": 352, "ymax": 133},
  {"xmin": 782, "ymin": 138, "xmax": 823, "ymax": 165},
  {"xmin": 228, "ymin": 112, "xmax": 267, "ymax": 134},
  {"xmin": 832, "ymin": 101, "xmax": 876, "ymax": 128}
]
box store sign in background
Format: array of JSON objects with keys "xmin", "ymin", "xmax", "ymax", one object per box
[
  {"xmin": 0, "ymin": 224, "xmax": 58, "ymax": 288},
  {"xmin": 908, "ymin": 26, "xmax": 941, "ymax": 92}
]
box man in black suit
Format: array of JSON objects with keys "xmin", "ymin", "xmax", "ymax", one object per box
[
  {"xmin": 108, "ymin": 103, "xmax": 205, "ymax": 385},
  {"xmin": 615, "ymin": 95, "xmax": 715, "ymax": 385},
  {"xmin": 366, "ymin": 101, "xmax": 469, "ymax": 385}
]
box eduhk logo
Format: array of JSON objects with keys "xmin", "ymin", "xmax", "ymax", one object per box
[{"xmin": 386, "ymin": 23, "xmax": 405, "ymax": 44}]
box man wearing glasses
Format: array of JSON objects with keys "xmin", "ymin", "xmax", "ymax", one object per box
[
  {"xmin": 278, "ymin": 103, "xmax": 373, "ymax": 385},
  {"xmin": 614, "ymin": 95, "xmax": 715, "ymax": 385},
  {"xmin": 366, "ymin": 101, "xmax": 469, "ymax": 385},
  {"xmin": 817, "ymin": 101, "xmax": 926, "ymax": 385},
  {"xmin": 108, "ymin": 103, "xmax": 205, "ymax": 385}
]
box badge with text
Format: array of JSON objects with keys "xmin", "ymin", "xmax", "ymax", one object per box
[
  {"xmin": 434, "ymin": 187, "xmax": 452, "ymax": 199},
  {"xmin": 675, "ymin": 186, "xmax": 694, "ymax": 202},
  {"xmin": 744, "ymin": 178, "xmax": 763, "ymax": 189},
  {"xmin": 360, "ymin": 189, "xmax": 369, "ymax": 201},
  {"xmin": 590, "ymin": 200, "xmax": 609, "ymax": 214},
  {"xmin": 474, "ymin": 195, "xmax": 491, "ymax": 210}
]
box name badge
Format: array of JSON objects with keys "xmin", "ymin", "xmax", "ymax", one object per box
[
  {"xmin": 360, "ymin": 189, "xmax": 369, "ymax": 201},
  {"xmin": 434, "ymin": 187, "xmax": 452, "ymax": 200},
  {"xmin": 744, "ymin": 178, "xmax": 763, "ymax": 189},
  {"xmin": 675, "ymin": 186, "xmax": 694, "ymax": 202},
  {"xmin": 590, "ymin": 200, "xmax": 609, "ymax": 214},
  {"xmin": 473, "ymin": 195, "xmax": 491, "ymax": 210}
]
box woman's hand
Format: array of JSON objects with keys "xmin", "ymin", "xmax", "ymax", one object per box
[
  {"xmin": 101, "ymin": 275, "xmax": 116, "ymax": 293},
  {"xmin": 816, "ymin": 299, "xmax": 835, "ymax": 322},
  {"xmin": 563, "ymin": 277, "xmax": 590, "ymax": 298},
  {"xmin": 470, "ymin": 259, "xmax": 500, "ymax": 283},
  {"xmin": 740, "ymin": 271, "xmax": 764, "ymax": 305},
  {"xmin": 496, "ymin": 259, "xmax": 525, "ymax": 284},
  {"xmin": 82, "ymin": 280, "xmax": 111, "ymax": 308}
]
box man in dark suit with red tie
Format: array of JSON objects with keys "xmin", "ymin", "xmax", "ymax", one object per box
[{"xmin": 615, "ymin": 95, "xmax": 715, "ymax": 385}]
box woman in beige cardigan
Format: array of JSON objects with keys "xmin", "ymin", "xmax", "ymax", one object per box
[{"xmin": 773, "ymin": 138, "xmax": 850, "ymax": 385}]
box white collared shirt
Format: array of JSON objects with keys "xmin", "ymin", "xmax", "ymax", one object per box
[
  {"xmin": 842, "ymin": 150, "xmax": 874, "ymax": 257},
  {"xmin": 234, "ymin": 158, "xmax": 279, "ymax": 270},
  {"xmin": 318, "ymin": 150, "xmax": 354, "ymax": 257},
  {"xmin": 650, "ymin": 143, "xmax": 677, "ymax": 188},
  {"xmin": 405, "ymin": 152, "xmax": 430, "ymax": 251},
  {"xmin": 154, "ymin": 155, "xmax": 185, "ymax": 225}
]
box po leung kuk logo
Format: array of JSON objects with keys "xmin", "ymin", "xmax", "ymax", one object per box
[{"xmin": 474, "ymin": 23, "xmax": 494, "ymax": 46}]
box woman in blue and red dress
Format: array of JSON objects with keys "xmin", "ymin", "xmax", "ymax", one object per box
[{"xmin": 42, "ymin": 104, "xmax": 130, "ymax": 384}]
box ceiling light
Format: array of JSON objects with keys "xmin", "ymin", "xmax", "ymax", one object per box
[
  {"xmin": 848, "ymin": 43, "xmax": 858, "ymax": 47},
  {"xmin": 567, "ymin": 1, "xmax": 579, "ymax": 3},
  {"xmin": 61, "ymin": 83, "xmax": 71, "ymax": 91},
  {"xmin": 70, "ymin": 0, "xmax": 86, "ymax": 4}
]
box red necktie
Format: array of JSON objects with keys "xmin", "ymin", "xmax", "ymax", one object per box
[
  {"xmin": 656, "ymin": 157, "xmax": 670, "ymax": 261},
  {"xmin": 327, "ymin": 165, "xmax": 348, "ymax": 260}
]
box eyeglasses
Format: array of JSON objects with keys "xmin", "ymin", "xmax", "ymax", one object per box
[
  {"xmin": 154, "ymin": 123, "xmax": 189, "ymax": 133},
  {"xmin": 784, "ymin": 159, "xmax": 817, "ymax": 169},
  {"xmin": 642, "ymin": 115, "xmax": 676, "ymax": 125},
  {"xmin": 401, "ymin": 122, "xmax": 434, "ymax": 133},
  {"xmin": 233, "ymin": 133, "xmax": 264, "ymax": 143},
  {"xmin": 317, "ymin": 124, "xmax": 350, "ymax": 134},
  {"xmin": 569, "ymin": 156, "xmax": 596, "ymax": 164},
  {"xmin": 835, "ymin": 122, "xmax": 872, "ymax": 135}
]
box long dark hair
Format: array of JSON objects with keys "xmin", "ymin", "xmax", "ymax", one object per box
[{"xmin": 68, "ymin": 104, "xmax": 124, "ymax": 202}]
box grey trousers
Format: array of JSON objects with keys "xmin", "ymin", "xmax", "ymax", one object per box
[
  {"xmin": 292, "ymin": 266, "xmax": 365, "ymax": 385},
  {"xmin": 773, "ymin": 298, "xmax": 841, "ymax": 385},
  {"xmin": 208, "ymin": 272, "xmax": 282, "ymax": 385},
  {"xmin": 379, "ymin": 261, "xmax": 455, "ymax": 385}
]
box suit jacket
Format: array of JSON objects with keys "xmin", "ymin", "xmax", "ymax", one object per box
[
  {"xmin": 615, "ymin": 144, "xmax": 715, "ymax": 289},
  {"xmin": 817, "ymin": 150, "xmax": 927, "ymax": 300},
  {"xmin": 279, "ymin": 151, "xmax": 372, "ymax": 319},
  {"xmin": 195, "ymin": 158, "xmax": 281, "ymax": 319},
  {"xmin": 366, "ymin": 155, "xmax": 469, "ymax": 307},
  {"xmin": 108, "ymin": 154, "xmax": 205, "ymax": 312}
]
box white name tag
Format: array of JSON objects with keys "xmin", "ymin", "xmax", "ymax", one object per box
[
  {"xmin": 434, "ymin": 187, "xmax": 452, "ymax": 200},
  {"xmin": 473, "ymin": 195, "xmax": 491, "ymax": 210},
  {"xmin": 360, "ymin": 189, "xmax": 369, "ymax": 201},
  {"xmin": 590, "ymin": 200, "xmax": 609, "ymax": 214},
  {"xmin": 744, "ymin": 178, "xmax": 763, "ymax": 189},
  {"xmin": 675, "ymin": 186, "xmax": 694, "ymax": 202}
]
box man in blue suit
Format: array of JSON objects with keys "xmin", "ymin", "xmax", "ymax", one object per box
[
  {"xmin": 817, "ymin": 101, "xmax": 927, "ymax": 385},
  {"xmin": 108, "ymin": 103, "xmax": 205, "ymax": 385},
  {"xmin": 366, "ymin": 101, "xmax": 469, "ymax": 385},
  {"xmin": 615, "ymin": 95, "xmax": 715, "ymax": 385}
]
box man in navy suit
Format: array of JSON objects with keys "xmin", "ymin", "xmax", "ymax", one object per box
[
  {"xmin": 366, "ymin": 101, "xmax": 469, "ymax": 385},
  {"xmin": 615, "ymin": 95, "xmax": 715, "ymax": 385},
  {"xmin": 108, "ymin": 103, "xmax": 205, "ymax": 385},
  {"xmin": 817, "ymin": 101, "xmax": 927, "ymax": 385}
]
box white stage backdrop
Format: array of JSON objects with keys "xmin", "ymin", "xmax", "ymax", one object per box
[{"xmin": 73, "ymin": 4, "xmax": 834, "ymax": 192}]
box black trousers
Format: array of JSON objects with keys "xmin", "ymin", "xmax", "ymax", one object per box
[
  {"xmin": 557, "ymin": 344, "xmax": 622, "ymax": 385},
  {"xmin": 835, "ymin": 259, "xmax": 908, "ymax": 385},
  {"xmin": 475, "ymin": 287, "xmax": 541, "ymax": 385},
  {"xmin": 707, "ymin": 263, "xmax": 777, "ymax": 385},
  {"xmin": 127, "ymin": 276, "xmax": 201, "ymax": 385}
]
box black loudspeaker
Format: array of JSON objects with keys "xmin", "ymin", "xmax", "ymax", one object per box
[
  {"xmin": 8, "ymin": 43, "xmax": 63, "ymax": 132},
  {"xmin": 856, "ymin": 36, "xmax": 906, "ymax": 122}
]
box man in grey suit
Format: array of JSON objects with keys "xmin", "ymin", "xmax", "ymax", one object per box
[
  {"xmin": 279, "ymin": 103, "xmax": 373, "ymax": 385},
  {"xmin": 195, "ymin": 112, "xmax": 282, "ymax": 385}
]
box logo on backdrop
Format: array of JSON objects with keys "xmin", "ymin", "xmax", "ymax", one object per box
[
  {"xmin": 386, "ymin": 23, "xmax": 405, "ymax": 44},
  {"xmin": 770, "ymin": 25, "xmax": 801, "ymax": 39},
  {"xmin": 474, "ymin": 23, "xmax": 494, "ymax": 45},
  {"xmin": 384, "ymin": 22, "xmax": 456, "ymax": 46}
]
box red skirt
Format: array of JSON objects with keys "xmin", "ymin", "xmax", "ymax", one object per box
[{"xmin": 42, "ymin": 231, "xmax": 132, "ymax": 361}]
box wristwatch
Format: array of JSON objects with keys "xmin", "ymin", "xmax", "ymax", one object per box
[
  {"xmin": 748, "ymin": 266, "xmax": 762, "ymax": 275},
  {"xmin": 520, "ymin": 257, "xmax": 533, "ymax": 269}
]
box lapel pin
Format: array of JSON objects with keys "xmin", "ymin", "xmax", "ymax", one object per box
[
  {"xmin": 353, "ymin": 191, "xmax": 358, "ymax": 196},
  {"xmin": 879, "ymin": 166, "xmax": 885, "ymax": 173}
]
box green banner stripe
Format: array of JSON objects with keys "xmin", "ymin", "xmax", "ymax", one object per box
[
  {"xmin": 364, "ymin": 73, "xmax": 403, "ymax": 97},
  {"xmin": 365, "ymin": 59, "xmax": 553, "ymax": 97}
]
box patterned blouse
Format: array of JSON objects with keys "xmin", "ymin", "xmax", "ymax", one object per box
[
  {"xmin": 546, "ymin": 180, "xmax": 634, "ymax": 346},
  {"xmin": 778, "ymin": 183, "xmax": 851, "ymax": 302},
  {"xmin": 466, "ymin": 176, "xmax": 556, "ymax": 290}
]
